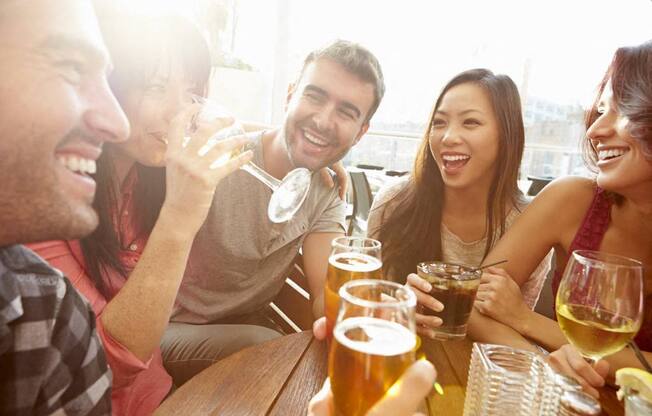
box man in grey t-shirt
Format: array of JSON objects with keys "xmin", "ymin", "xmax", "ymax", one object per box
[{"xmin": 161, "ymin": 40, "xmax": 386, "ymax": 385}]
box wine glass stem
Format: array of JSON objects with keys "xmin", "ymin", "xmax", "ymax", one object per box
[{"xmin": 241, "ymin": 162, "xmax": 280, "ymax": 191}]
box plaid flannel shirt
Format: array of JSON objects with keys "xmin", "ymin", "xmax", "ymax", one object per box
[{"xmin": 0, "ymin": 245, "xmax": 112, "ymax": 415}]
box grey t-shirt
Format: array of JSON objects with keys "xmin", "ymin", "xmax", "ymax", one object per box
[{"xmin": 172, "ymin": 133, "xmax": 346, "ymax": 323}]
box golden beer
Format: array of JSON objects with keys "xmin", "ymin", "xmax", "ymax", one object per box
[
  {"xmin": 325, "ymin": 252, "xmax": 382, "ymax": 336},
  {"xmin": 329, "ymin": 317, "xmax": 416, "ymax": 416}
]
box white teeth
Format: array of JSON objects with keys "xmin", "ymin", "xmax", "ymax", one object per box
[
  {"xmin": 442, "ymin": 154, "xmax": 470, "ymax": 161},
  {"xmin": 598, "ymin": 148, "xmax": 627, "ymax": 161},
  {"xmin": 304, "ymin": 131, "xmax": 328, "ymax": 147},
  {"xmin": 57, "ymin": 155, "xmax": 97, "ymax": 175}
]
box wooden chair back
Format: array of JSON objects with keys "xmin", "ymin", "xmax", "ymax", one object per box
[{"xmin": 269, "ymin": 255, "xmax": 314, "ymax": 333}]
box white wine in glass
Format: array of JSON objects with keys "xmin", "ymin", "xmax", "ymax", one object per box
[{"xmin": 556, "ymin": 250, "xmax": 644, "ymax": 361}]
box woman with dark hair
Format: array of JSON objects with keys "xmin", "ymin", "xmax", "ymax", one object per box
[
  {"xmin": 26, "ymin": 12, "xmax": 256, "ymax": 415},
  {"xmin": 367, "ymin": 68, "xmax": 551, "ymax": 339},
  {"xmin": 470, "ymin": 40, "xmax": 652, "ymax": 396}
]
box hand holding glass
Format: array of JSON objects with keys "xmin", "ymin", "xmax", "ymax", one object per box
[
  {"xmin": 189, "ymin": 96, "xmax": 312, "ymax": 223},
  {"xmin": 556, "ymin": 250, "xmax": 644, "ymax": 361},
  {"xmin": 416, "ymin": 262, "xmax": 481, "ymax": 340}
]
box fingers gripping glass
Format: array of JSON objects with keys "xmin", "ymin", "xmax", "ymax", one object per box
[
  {"xmin": 187, "ymin": 95, "xmax": 312, "ymax": 223},
  {"xmin": 556, "ymin": 250, "xmax": 644, "ymax": 362}
]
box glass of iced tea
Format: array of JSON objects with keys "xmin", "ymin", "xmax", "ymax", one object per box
[
  {"xmin": 325, "ymin": 237, "xmax": 382, "ymax": 337},
  {"xmin": 329, "ymin": 279, "xmax": 417, "ymax": 416},
  {"xmin": 416, "ymin": 261, "xmax": 482, "ymax": 340},
  {"xmin": 556, "ymin": 250, "xmax": 644, "ymax": 361}
]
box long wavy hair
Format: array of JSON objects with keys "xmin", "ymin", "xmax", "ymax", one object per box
[
  {"xmin": 378, "ymin": 69, "xmax": 526, "ymax": 282},
  {"xmin": 80, "ymin": 12, "xmax": 211, "ymax": 298}
]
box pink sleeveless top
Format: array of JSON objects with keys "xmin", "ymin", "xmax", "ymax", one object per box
[{"xmin": 552, "ymin": 186, "xmax": 652, "ymax": 351}]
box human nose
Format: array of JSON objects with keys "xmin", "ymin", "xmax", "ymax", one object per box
[
  {"xmin": 586, "ymin": 111, "xmax": 617, "ymax": 144},
  {"xmin": 84, "ymin": 77, "xmax": 130, "ymax": 144},
  {"xmin": 313, "ymin": 103, "xmax": 336, "ymax": 132},
  {"xmin": 440, "ymin": 124, "xmax": 462, "ymax": 147}
]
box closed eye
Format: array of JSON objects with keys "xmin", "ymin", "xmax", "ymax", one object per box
[
  {"xmin": 304, "ymin": 92, "xmax": 325, "ymax": 104},
  {"xmin": 431, "ymin": 118, "xmax": 446, "ymax": 128},
  {"xmin": 55, "ymin": 59, "xmax": 85, "ymax": 84},
  {"xmin": 464, "ymin": 118, "xmax": 481, "ymax": 127},
  {"xmin": 338, "ymin": 107, "xmax": 357, "ymax": 120}
]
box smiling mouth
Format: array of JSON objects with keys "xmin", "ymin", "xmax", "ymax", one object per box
[
  {"xmin": 56, "ymin": 155, "xmax": 97, "ymax": 176},
  {"xmin": 598, "ymin": 147, "xmax": 628, "ymax": 162},
  {"xmin": 303, "ymin": 129, "xmax": 329, "ymax": 148},
  {"xmin": 442, "ymin": 154, "xmax": 470, "ymax": 170}
]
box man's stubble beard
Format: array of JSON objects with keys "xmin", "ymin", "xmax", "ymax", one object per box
[
  {"xmin": 282, "ymin": 123, "xmax": 352, "ymax": 173},
  {"xmin": 0, "ymin": 168, "xmax": 98, "ymax": 246}
]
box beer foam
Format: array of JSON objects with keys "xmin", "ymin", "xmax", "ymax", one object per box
[
  {"xmin": 334, "ymin": 317, "xmax": 416, "ymax": 357},
  {"xmin": 329, "ymin": 252, "xmax": 382, "ymax": 272}
]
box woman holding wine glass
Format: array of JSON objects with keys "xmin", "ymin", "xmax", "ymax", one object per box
[
  {"xmin": 27, "ymin": 11, "xmax": 258, "ymax": 415},
  {"xmin": 25, "ymin": 8, "xmax": 346, "ymax": 414},
  {"xmin": 467, "ymin": 40, "xmax": 652, "ymax": 397}
]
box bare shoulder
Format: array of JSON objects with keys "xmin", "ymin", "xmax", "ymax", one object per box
[
  {"xmin": 509, "ymin": 176, "xmax": 597, "ymax": 240},
  {"xmin": 528, "ymin": 176, "xmax": 596, "ymax": 216}
]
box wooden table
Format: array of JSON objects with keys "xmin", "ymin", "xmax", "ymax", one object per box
[{"xmin": 155, "ymin": 331, "xmax": 624, "ymax": 415}]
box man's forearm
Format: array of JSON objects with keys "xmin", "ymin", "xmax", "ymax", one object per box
[{"xmin": 312, "ymin": 290, "xmax": 324, "ymax": 319}]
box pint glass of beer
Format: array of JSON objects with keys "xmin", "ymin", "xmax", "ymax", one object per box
[
  {"xmin": 416, "ymin": 261, "xmax": 482, "ymax": 340},
  {"xmin": 325, "ymin": 237, "xmax": 382, "ymax": 337},
  {"xmin": 329, "ymin": 279, "xmax": 417, "ymax": 416}
]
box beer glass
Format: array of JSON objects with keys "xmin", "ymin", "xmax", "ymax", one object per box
[
  {"xmin": 329, "ymin": 279, "xmax": 417, "ymax": 416},
  {"xmin": 417, "ymin": 261, "xmax": 481, "ymax": 340},
  {"xmin": 189, "ymin": 96, "xmax": 311, "ymax": 223},
  {"xmin": 325, "ymin": 237, "xmax": 382, "ymax": 336},
  {"xmin": 556, "ymin": 250, "xmax": 644, "ymax": 361}
]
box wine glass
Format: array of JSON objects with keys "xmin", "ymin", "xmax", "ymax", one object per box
[
  {"xmin": 329, "ymin": 279, "xmax": 417, "ymax": 416},
  {"xmin": 188, "ymin": 95, "xmax": 312, "ymax": 223},
  {"xmin": 556, "ymin": 250, "xmax": 644, "ymax": 362}
]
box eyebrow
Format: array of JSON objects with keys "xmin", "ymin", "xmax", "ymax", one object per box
[
  {"xmin": 37, "ymin": 34, "xmax": 112, "ymax": 71},
  {"xmin": 435, "ymin": 109, "xmax": 483, "ymax": 116},
  {"xmin": 304, "ymin": 85, "xmax": 362, "ymax": 119}
]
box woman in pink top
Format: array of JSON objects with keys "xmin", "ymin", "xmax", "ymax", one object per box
[
  {"xmin": 467, "ymin": 40, "xmax": 652, "ymax": 398},
  {"xmin": 28, "ymin": 11, "xmax": 254, "ymax": 415}
]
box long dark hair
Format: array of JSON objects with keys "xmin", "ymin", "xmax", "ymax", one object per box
[
  {"xmin": 80, "ymin": 12, "xmax": 211, "ymax": 298},
  {"xmin": 378, "ymin": 69, "xmax": 525, "ymax": 282}
]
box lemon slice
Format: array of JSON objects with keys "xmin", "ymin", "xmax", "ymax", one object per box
[{"xmin": 615, "ymin": 368, "xmax": 652, "ymax": 402}]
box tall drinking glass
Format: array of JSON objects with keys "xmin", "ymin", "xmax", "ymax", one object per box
[
  {"xmin": 189, "ymin": 96, "xmax": 312, "ymax": 223},
  {"xmin": 329, "ymin": 279, "xmax": 417, "ymax": 416},
  {"xmin": 325, "ymin": 237, "xmax": 382, "ymax": 337},
  {"xmin": 556, "ymin": 250, "xmax": 644, "ymax": 361}
]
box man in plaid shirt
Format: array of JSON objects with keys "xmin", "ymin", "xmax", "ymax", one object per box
[{"xmin": 0, "ymin": 0, "xmax": 129, "ymax": 414}]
